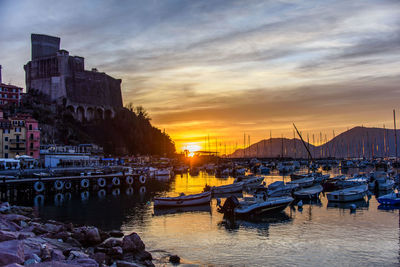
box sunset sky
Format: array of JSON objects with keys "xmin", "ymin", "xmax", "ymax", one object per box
[{"xmin": 1, "ymin": 0, "xmax": 399, "ymax": 153}]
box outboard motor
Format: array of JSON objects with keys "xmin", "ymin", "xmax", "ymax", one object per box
[{"xmin": 218, "ymin": 195, "xmax": 240, "ymax": 215}]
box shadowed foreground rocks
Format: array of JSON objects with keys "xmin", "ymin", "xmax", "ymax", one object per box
[{"xmin": 0, "ymin": 202, "xmax": 154, "ymax": 267}]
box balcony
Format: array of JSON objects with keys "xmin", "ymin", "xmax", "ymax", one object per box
[
  {"xmin": 29, "ymin": 137, "xmax": 40, "ymax": 141},
  {"xmin": 10, "ymin": 139, "xmax": 26, "ymax": 144}
]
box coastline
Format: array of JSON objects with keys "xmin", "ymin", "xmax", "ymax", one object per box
[{"xmin": 0, "ymin": 201, "xmax": 181, "ymax": 267}]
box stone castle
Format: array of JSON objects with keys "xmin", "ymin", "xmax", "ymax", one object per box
[{"xmin": 24, "ymin": 34, "xmax": 123, "ymax": 121}]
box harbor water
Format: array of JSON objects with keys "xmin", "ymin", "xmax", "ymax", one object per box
[{"xmin": 8, "ymin": 170, "xmax": 400, "ymax": 266}]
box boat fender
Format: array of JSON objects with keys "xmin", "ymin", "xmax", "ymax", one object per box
[
  {"xmin": 112, "ymin": 177, "xmax": 121, "ymax": 186},
  {"xmin": 297, "ymin": 200, "xmax": 303, "ymax": 207},
  {"xmin": 54, "ymin": 180, "xmax": 64, "ymax": 191},
  {"xmin": 112, "ymin": 188, "xmax": 120, "ymax": 196},
  {"xmin": 81, "ymin": 179, "xmax": 90, "ymax": 188},
  {"xmin": 97, "ymin": 178, "xmax": 106, "ymax": 188},
  {"xmin": 34, "ymin": 181, "xmax": 45, "ymax": 193},
  {"xmin": 65, "ymin": 192, "xmax": 72, "ymax": 201},
  {"xmin": 54, "ymin": 193, "xmax": 64, "ymax": 205},
  {"xmin": 140, "ymin": 186, "xmax": 146, "ymax": 194},
  {"xmin": 349, "ymin": 204, "xmax": 357, "ymax": 211},
  {"xmin": 126, "ymin": 187, "xmax": 134, "ymax": 196},
  {"xmin": 126, "ymin": 176, "xmax": 134, "ymax": 185},
  {"xmin": 64, "ymin": 181, "xmax": 72, "ymax": 190},
  {"xmin": 98, "ymin": 189, "xmax": 106, "ymax": 198},
  {"xmin": 81, "ymin": 191, "xmax": 89, "ymax": 201},
  {"xmin": 34, "ymin": 194, "xmax": 44, "ymax": 206},
  {"xmin": 139, "ymin": 175, "xmax": 146, "ymax": 184}
]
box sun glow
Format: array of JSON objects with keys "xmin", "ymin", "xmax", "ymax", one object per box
[{"xmin": 183, "ymin": 143, "xmax": 201, "ymax": 157}]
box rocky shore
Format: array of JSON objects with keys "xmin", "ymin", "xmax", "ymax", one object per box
[{"xmin": 0, "ymin": 202, "xmax": 161, "ymax": 267}]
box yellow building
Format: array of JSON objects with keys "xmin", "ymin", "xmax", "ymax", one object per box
[{"xmin": 0, "ymin": 113, "xmax": 27, "ymax": 158}]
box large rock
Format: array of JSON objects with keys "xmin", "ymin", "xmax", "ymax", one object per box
[
  {"xmin": 134, "ymin": 250, "xmax": 152, "ymax": 261},
  {"xmin": 90, "ymin": 252, "xmax": 106, "ymax": 265},
  {"xmin": 0, "ymin": 202, "xmax": 11, "ymax": 212},
  {"xmin": 109, "ymin": 230, "xmax": 124, "ymax": 238},
  {"xmin": 2, "ymin": 214, "xmax": 30, "ymax": 223},
  {"xmin": 0, "ymin": 239, "xmax": 25, "ymax": 265},
  {"xmin": 0, "ymin": 218, "xmax": 22, "ymax": 231},
  {"xmin": 122, "ymin": 233, "xmax": 145, "ymax": 253},
  {"xmin": 72, "ymin": 227, "xmax": 101, "ymax": 246},
  {"xmin": 0, "ymin": 230, "xmax": 19, "ymax": 241},
  {"xmin": 44, "ymin": 223, "xmax": 63, "ymax": 233},
  {"xmin": 99, "ymin": 237, "xmax": 122, "ymax": 248},
  {"xmin": 69, "ymin": 258, "xmax": 99, "ymax": 267}
]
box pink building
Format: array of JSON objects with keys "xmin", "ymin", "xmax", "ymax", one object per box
[{"xmin": 25, "ymin": 117, "xmax": 40, "ymax": 159}]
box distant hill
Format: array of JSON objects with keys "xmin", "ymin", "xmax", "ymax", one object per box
[{"xmin": 230, "ymin": 126, "xmax": 399, "ymax": 159}]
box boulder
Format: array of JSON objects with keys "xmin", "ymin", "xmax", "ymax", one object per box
[
  {"xmin": 108, "ymin": 246, "xmax": 123, "ymax": 259},
  {"xmin": 44, "ymin": 223, "xmax": 63, "ymax": 233},
  {"xmin": 67, "ymin": 250, "xmax": 90, "ymax": 261},
  {"xmin": 169, "ymin": 254, "xmax": 180, "ymax": 264},
  {"xmin": 0, "ymin": 218, "xmax": 22, "ymax": 231},
  {"xmin": 51, "ymin": 249, "xmax": 65, "ymax": 261},
  {"xmin": 0, "ymin": 202, "xmax": 11, "ymax": 212},
  {"xmin": 122, "ymin": 233, "xmax": 145, "ymax": 253},
  {"xmin": 3, "ymin": 264, "xmax": 23, "ymax": 267},
  {"xmin": 109, "ymin": 230, "xmax": 124, "ymax": 238},
  {"xmin": 99, "ymin": 237, "xmax": 122, "ymax": 248},
  {"xmin": 0, "ymin": 239, "xmax": 25, "ymax": 265},
  {"xmin": 0, "ymin": 230, "xmax": 19, "ymax": 241},
  {"xmin": 85, "ymin": 227, "xmax": 101, "ymax": 245},
  {"xmin": 69, "ymin": 258, "xmax": 99, "ymax": 267},
  {"xmin": 2, "ymin": 214, "xmax": 30, "ymax": 223},
  {"xmin": 90, "ymin": 252, "xmax": 106, "ymax": 265},
  {"xmin": 65, "ymin": 237, "xmax": 82, "ymax": 248},
  {"xmin": 134, "ymin": 250, "xmax": 152, "ymax": 261}
]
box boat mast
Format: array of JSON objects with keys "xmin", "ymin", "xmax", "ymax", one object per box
[
  {"xmin": 394, "ymin": 109, "xmax": 398, "ymax": 162},
  {"xmin": 293, "ymin": 123, "xmax": 314, "ymax": 162}
]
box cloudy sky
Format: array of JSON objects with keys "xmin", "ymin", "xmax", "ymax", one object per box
[{"xmin": 0, "ymin": 0, "xmax": 399, "ymax": 152}]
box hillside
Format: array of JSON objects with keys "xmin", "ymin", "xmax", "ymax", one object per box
[
  {"xmin": 7, "ymin": 90, "xmax": 176, "ymax": 156},
  {"xmin": 230, "ymin": 126, "xmax": 399, "ymax": 159}
]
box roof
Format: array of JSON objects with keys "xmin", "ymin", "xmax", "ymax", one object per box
[{"xmin": 0, "ymin": 83, "xmax": 23, "ymax": 90}]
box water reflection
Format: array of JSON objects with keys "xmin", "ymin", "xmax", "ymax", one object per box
[{"xmin": 4, "ymin": 169, "xmax": 400, "ymax": 266}]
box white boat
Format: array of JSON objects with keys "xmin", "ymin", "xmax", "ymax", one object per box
[
  {"xmin": 153, "ymin": 191, "xmax": 212, "ymax": 207},
  {"xmin": 326, "ymin": 184, "xmax": 368, "ymax": 202},
  {"xmin": 267, "ymin": 181, "xmax": 298, "ymax": 197},
  {"xmin": 219, "ymin": 193, "xmax": 293, "ymax": 216},
  {"xmin": 155, "ymin": 168, "xmax": 171, "ymax": 176},
  {"xmin": 335, "ymin": 176, "xmax": 368, "ymax": 189},
  {"xmin": 293, "ymin": 184, "xmax": 323, "ymax": 200},
  {"xmin": 235, "ymin": 176, "xmax": 264, "ymax": 188},
  {"xmin": 369, "ymin": 172, "xmax": 394, "ymax": 190},
  {"xmin": 211, "ymin": 182, "xmax": 244, "ymax": 194},
  {"xmin": 287, "ymin": 177, "xmax": 314, "ymax": 188}
]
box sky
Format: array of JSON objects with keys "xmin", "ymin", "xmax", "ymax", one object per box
[{"xmin": 0, "ymin": 0, "xmax": 399, "ymax": 153}]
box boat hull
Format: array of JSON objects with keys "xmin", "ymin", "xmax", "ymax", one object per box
[
  {"xmin": 154, "ymin": 191, "xmax": 212, "ymax": 207},
  {"xmin": 377, "ymin": 193, "xmax": 400, "ymax": 205},
  {"xmin": 234, "ymin": 197, "xmax": 293, "ymax": 216},
  {"xmin": 327, "ymin": 185, "xmax": 368, "ymax": 202}
]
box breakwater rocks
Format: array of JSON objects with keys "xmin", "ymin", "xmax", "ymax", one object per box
[{"xmin": 0, "ymin": 202, "xmax": 154, "ymax": 267}]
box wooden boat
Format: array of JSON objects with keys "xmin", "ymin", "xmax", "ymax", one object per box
[
  {"xmin": 154, "ymin": 191, "xmax": 211, "ymax": 207},
  {"xmin": 287, "ymin": 177, "xmax": 314, "ymax": 188},
  {"xmin": 211, "ymin": 182, "xmax": 244, "ymax": 194},
  {"xmin": 326, "ymin": 184, "xmax": 368, "ymax": 202},
  {"xmin": 293, "ymin": 184, "xmax": 323, "ymax": 200},
  {"xmin": 377, "ymin": 192, "xmax": 400, "ymax": 205}
]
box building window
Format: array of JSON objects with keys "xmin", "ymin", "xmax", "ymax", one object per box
[
  {"xmin": 29, "ymin": 124, "xmax": 32, "ymax": 130},
  {"xmin": 3, "ymin": 129, "xmax": 9, "ymax": 134},
  {"xmin": 4, "ymin": 137, "xmax": 8, "ymax": 141},
  {"xmin": 4, "ymin": 94, "xmax": 7, "ymax": 98},
  {"xmin": 30, "ymin": 133, "xmax": 33, "ymax": 139},
  {"xmin": 5, "ymin": 145, "xmax": 8, "ymax": 150},
  {"xmin": 5, "ymin": 153, "xmax": 8, "ymax": 158},
  {"xmin": 30, "ymin": 152, "xmax": 33, "ymax": 156},
  {"xmin": 30, "ymin": 143, "xmax": 33, "ymax": 149},
  {"xmin": 16, "ymin": 127, "xmax": 21, "ymax": 133}
]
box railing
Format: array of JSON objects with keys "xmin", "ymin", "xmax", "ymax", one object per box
[{"xmin": 9, "ymin": 147, "xmax": 26, "ymax": 151}]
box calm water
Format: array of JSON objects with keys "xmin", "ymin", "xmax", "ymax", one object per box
[{"xmin": 9, "ymin": 169, "xmax": 400, "ymax": 266}]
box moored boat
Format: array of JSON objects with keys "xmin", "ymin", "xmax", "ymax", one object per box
[
  {"xmin": 377, "ymin": 192, "xmax": 400, "ymax": 205},
  {"xmin": 154, "ymin": 191, "xmax": 212, "ymax": 207},
  {"xmin": 267, "ymin": 181, "xmax": 298, "ymax": 197},
  {"xmin": 326, "ymin": 184, "xmax": 368, "ymax": 202},
  {"xmin": 287, "ymin": 177, "xmax": 314, "ymax": 188},
  {"xmin": 293, "ymin": 184, "xmax": 323, "ymax": 200},
  {"xmin": 211, "ymin": 182, "xmax": 244, "ymax": 194}
]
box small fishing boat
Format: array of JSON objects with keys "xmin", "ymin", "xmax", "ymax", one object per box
[
  {"xmin": 235, "ymin": 176, "xmax": 264, "ymax": 187},
  {"xmin": 293, "ymin": 184, "xmax": 323, "ymax": 200},
  {"xmin": 219, "ymin": 194, "xmax": 293, "ymax": 216},
  {"xmin": 287, "ymin": 177, "xmax": 314, "ymax": 188},
  {"xmin": 267, "ymin": 181, "xmax": 298, "ymax": 197},
  {"xmin": 369, "ymin": 172, "xmax": 394, "ymax": 191},
  {"xmin": 335, "ymin": 176, "xmax": 368, "ymax": 189},
  {"xmin": 154, "ymin": 191, "xmax": 212, "ymax": 207},
  {"xmin": 259, "ymin": 165, "xmax": 270, "ymax": 174},
  {"xmin": 211, "ymin": 182, "xmax": 244, "ymax": 194},
  {"xmin": 377, "ymin": 192, "xmax": 400, "ymax": 205},
  {"xmin": 326, "ymin": 184, "xmax": 368, "ymax": 202}
]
